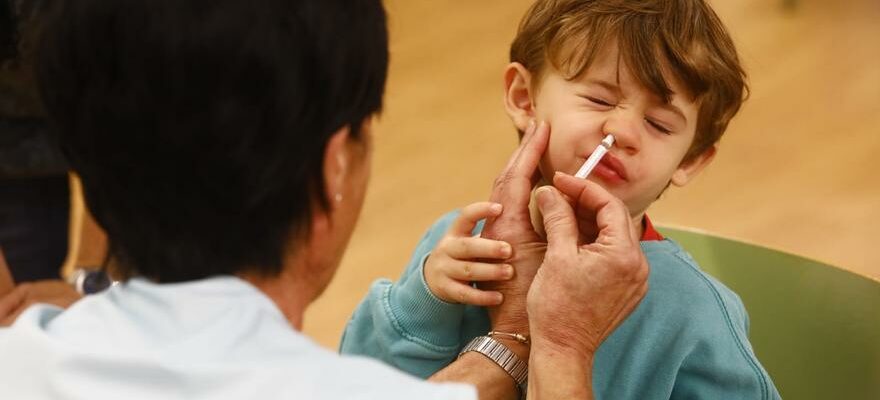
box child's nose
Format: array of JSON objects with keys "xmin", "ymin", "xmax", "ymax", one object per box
[{"xmin": 601, "ymin": 113, "xmax": 642, "ymax": 154}]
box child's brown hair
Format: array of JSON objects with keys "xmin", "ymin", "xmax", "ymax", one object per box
[{"xmin": 510, "ymin": 0, "xmax": 748, "ymax": 162}]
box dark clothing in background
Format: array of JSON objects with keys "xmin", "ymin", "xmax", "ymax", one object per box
[
  {"xmin": 0, "ymin": 119, "xmax": 69, "ymax": 283},
  {"xmin": 0, "ymin": 118, "xmax": 67, "ymax": 177},
  {"xmin": 1, "ymin": 0, "xmax": 70, "ymax": 283},
  {"xmin": 0, "ymin": 175, "xmax": 68, "ymax": 282}
]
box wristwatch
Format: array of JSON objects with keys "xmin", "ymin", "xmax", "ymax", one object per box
[
  {"xmin": 67, "ymin": 268, "xmax": 117, "ymax": 295},
  {"xmin": 459, "ymin": 335, "xmax": 528, "ymax": 387}
]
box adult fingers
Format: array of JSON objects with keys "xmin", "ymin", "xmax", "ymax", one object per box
[
  {"xmin": 535, "ymin": 186, "xmax": 578, "ymax": 256},
  {"xmin": 552, "ymin": 172, "xmax": 639, "ymax": 244},
  {"xmin": 507, "ymin": 121, "xmax": 550, "ymax": 186},
  {"xmin": 499, "ymin": 120, "xmax": 537, "ymax": 174},
  {"xmin": 489, "ymin": 121, "xmax": 549, "ymax": 206}
]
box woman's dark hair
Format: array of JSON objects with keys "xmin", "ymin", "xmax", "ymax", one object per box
[
  {"xmin": 0, "ymin": 1, "xmax": 16, "ymax": 61},
  {"xmin": 36, "ymin": 0, "xmax": 389, "ymax": 282}
]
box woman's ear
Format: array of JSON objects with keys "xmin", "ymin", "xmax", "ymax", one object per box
[
  {"xmin": 671, "ymin": 145, "xmax": 717, "ymax": 187},
  {"xmin": 322, "ymin": 126, "xmax": 351, "ymax": 210},
  {"xmin": 503, "ymin": 62, "xmax": 535, "ymax": 131}
]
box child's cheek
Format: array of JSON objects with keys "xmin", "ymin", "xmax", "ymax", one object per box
[
  {"xmin": 539, "ymin": 142, "xmax": 568, "ymax": 179},
  {"xmin": 538, "ymin": 112, "xmax": 583, "ymax": 176},
  {"xmin": 537, "ymin": 156, "xmax": 553, "ymax": 183}
]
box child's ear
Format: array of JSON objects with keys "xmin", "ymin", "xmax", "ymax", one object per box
[
  {"xmin": 503, "ymin": 62, "xmax": 535, "ymax": 131},
  {"xmin": 671, "ymin": 145, "xmax": 717, "ymax": 187}
]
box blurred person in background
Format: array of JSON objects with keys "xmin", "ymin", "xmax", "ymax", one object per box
[{"xmin": 0, "ymin": 0, "xmax": 69, "ymax": 283}]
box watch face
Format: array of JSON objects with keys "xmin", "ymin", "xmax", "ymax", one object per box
[{"xmin": 81, "ymin": 270, "xmax": 113, "ymax": 294}]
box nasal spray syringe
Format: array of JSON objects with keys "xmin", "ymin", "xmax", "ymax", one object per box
[{"xmin": 574, "ymin": 134, "xmax": 615, "ymax": 179}]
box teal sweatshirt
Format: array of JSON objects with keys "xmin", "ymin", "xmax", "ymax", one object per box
[{"xmin": 340, "ymin": 210, "xmax": 780, "ymax": 399}]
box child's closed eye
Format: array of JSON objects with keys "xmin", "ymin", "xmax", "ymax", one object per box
[
  {"xmin": 646, "ymin": 118, "xmax": 673, "ymax": 135},
  {"xmin": 583, "ymin": 95, "xmax": 615, "ymax": 109}
]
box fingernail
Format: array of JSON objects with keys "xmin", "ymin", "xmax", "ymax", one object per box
[
  {"xmin": 527, "ymin": 120, "xmax": 536, "ymax": 131},
  {"xmin": 554, "ymin": 170, "xmax": 571, "ymax": 182},
  {"xmin": 535, "ymin": 186, "xmax": 553, "ymax": 207},
  {"xmin": 503, "ymin": 265, "xmax": 514, "ymax": 278},
  {"xmin": 495, "ymin": 293, "xmax": 504, "ymax": 304},
  {"xmin": 500, "ymin": 244, "xmax": 512, "ymax": 258}
]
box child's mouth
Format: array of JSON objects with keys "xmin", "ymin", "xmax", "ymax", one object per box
[{"xmin": 591, "ymin": 154, "xmax": 628, "ymax": 184}]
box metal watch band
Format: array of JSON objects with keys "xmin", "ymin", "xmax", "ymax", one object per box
[{"xmin": 458, "ymin": 335, "xmax": 528, "ymax": 386}]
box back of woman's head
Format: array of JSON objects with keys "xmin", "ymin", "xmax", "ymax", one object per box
[
  {"xmin": 1, "ymin": 0, "xmax": 51, "ymax": 118},
  {"xmin": 37, "ymin": 0, "xmax": 389, "ymax": 282}
]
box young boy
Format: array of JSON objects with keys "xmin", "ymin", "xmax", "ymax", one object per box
[{"xmin": 342, "ymin": 0, "xmax": 780, "ymax": 398}]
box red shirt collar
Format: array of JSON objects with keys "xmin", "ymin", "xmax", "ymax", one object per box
[{"xmin": 641, "ymin": 215, "xmax": 664, "ymax": 241}]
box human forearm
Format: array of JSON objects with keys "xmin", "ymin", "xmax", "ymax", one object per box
[
  {"xmin": 339, "ymin": 277, "xmax": 466, "ymax": 377},
  {"xmin": 526, "ymin": 341, "xmax": 594, "ymax": 400},
  {"xmin": 341, "ymin": 214, "xmax": 469, "ymax": 371},
  {"xmin": 430, "ymin": 351, "xmax": 521, "ymax": 400}
]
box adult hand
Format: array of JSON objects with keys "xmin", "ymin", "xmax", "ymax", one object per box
[
  {"xmin": 0, "ymin": 248, "xmax": 13, "ymax": 296},
  {"xmin": 530, "ymin": 172, "xmax": 648, "ymax": 355},
  {"xmin": 481, "ymin": 120, "xmax": 548, "ymax": 247},
  {"xmin": 430, "ymin": 122, "xmax": 550, "ymax": 400},
  {"xmin": 0, "ymin": 280, "xmax": 82, "ymax": 326},
  {"xmin": 478, "ymin": 121, "xmax": 550, "ymax": 342},
  {"xmin": 525, "ymin": 172, "xmax": 649, "ymax": 399}
]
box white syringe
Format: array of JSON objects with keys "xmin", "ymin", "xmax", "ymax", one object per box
[{"xmin": 574, "ymin": 134, "xmax": 615, "ymax": 179}]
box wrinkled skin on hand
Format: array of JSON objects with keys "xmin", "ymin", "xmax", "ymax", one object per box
[
  {"xmin": 528, "ymin": 174, "xmax": 649, "ymax": 358},
  {"xmin": 478, "ymin": 121, "xmax": 550, "ymax": 334}
]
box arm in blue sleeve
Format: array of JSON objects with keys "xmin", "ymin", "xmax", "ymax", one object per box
[{"xmin": 339, "ymin": 211, "xmax": 469, "ymax": 379}]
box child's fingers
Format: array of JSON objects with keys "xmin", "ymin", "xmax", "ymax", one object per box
[
  {"xmin": 445, "ymin": 260, "xmax": 513, "ymax": 282},
  {"xmin": 450, "ymin": 202, "xmax": 503, "ymax": 236},
  {"xmin": 445, "ymin": 282, "xmax": 504, "ymax": 306},
  {"xmin": 444, "ymin": 236, "xmax": 512, "ymax": 260}
]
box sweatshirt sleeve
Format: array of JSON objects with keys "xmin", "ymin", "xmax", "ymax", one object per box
[{"xmin": 339, "ymin": 211, "xmax": 469, "ymax": 379}]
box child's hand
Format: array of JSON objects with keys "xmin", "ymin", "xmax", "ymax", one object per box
[{"xmin": 424, "ymin": 202, "xmax": 514, "ymax": 306}]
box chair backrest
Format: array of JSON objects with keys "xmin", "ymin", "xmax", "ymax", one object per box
[{"xmin": 658, "ymin": 226, "xmax": 880, "ymax": 400}]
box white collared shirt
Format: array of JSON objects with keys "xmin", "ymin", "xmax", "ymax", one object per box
[{"xmin": 0, "ymin": 276, "xmax": 476, "ymax": 400}]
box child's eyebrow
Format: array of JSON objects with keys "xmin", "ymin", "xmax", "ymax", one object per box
[
  {"xmin": 657, "ymin": 102, "xmax": 687, "ymax": 124},
  {"xmin": 585, "ymin": 78, "xmax": 620, "ymax": 93},
  {"xmin": 587, "ymin": 78, "xmax": 688, "ymax": 123}
]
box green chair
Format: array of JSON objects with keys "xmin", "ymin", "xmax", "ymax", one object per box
[{"xmin": 657, "ymin": 226, "xmax": 880, "ymax": 399}]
